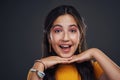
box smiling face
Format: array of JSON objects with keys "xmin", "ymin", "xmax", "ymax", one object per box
[{"xmin": 49, "ymin": 14, "xmax": 80, "ymax": 58}]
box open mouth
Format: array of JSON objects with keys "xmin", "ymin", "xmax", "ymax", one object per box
[
  {"xmin": 59, "ymin": 44, "xmax": 72, "ymax": 52},
  {"xmin": 59, "ymin": 45, "xmax": 71, "ymax": 49}
]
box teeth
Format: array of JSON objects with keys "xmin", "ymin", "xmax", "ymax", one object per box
[
  {"xmin": 61, "ymin": 45, "xmax": 69, "ymax": 47},
  {"xmin": 60, "ymin": 45, "xmax": 71, "ymax": 48}
]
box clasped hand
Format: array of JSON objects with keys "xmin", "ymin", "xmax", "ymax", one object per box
[{"xmin": 41, "ymin": 49, "xmax": 94, "ymax": 70}]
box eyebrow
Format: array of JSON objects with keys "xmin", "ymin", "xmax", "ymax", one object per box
[
  {"xmin": 52, "ymin": 24, "xmax": 62, "ymax": 28},
  {"xmin": 52, "ymin": 24, "xmax": 78, "ymax": 28},
  {"xmin": 69, "ymin": 24, "xmax": 78, "ymax": 28}
]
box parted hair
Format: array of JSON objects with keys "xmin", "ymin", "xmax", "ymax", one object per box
[{"xmin": 42, "ymin": 5, "xmax": 95, "ymax": 80}]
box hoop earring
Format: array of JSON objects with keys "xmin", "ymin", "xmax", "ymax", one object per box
[{"xmin": 49, "ymin": 44, "xmax": 51, "ymax": 53}]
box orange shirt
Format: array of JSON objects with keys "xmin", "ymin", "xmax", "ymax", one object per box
[
  {"xmin": 55, "ymin": 64, "xmax": 81, "ymax": 80},
  {"xmin": 55, "ymin": 62, "xmax": 103, "ymax": 80},
  {"xmin": 92, "ymin": 61, "xmax": 104, "ymax": 79},
  {"xmin": 27, "ymin": 62, "xmax": 103, "ymax": 80}
]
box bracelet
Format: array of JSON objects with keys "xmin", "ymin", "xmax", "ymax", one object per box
[
  {"xmin": 35, "ymin": 60, "xmax": 46, "ymax": 70},
  {"xmin": 30, "ymin": 68, "xmax": 45, "ymax": 78}
]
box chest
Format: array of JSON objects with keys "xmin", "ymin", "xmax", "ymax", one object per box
[{"xmin": 55, "ymin": 64, "xmax": 81, "ymax": 80}]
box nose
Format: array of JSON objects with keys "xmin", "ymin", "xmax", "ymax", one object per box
[{"xmin": 62, "ymin": 32, "xmax": 70, "ymax": 42}]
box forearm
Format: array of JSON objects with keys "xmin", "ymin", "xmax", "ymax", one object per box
[
  {"xmin": 91, "ymin": 48, "xmax": 120, "ymax": 80},
  {"xmin": 27, "ymin": 62, "xmax": 44, "ymax": 80}
]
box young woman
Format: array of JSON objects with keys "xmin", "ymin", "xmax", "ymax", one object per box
[{"xmin": 27, "ymin": 5, "xmax": 120, "ymax": 80}]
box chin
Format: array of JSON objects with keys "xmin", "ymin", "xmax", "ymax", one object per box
[{"xmin": 60, "ymin": 54, "xmax": 73, "ymax": 58}]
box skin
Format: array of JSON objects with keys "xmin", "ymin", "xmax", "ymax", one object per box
[
  {"xmin": 49, "ymin": 14, "xmax": 80, "ymax": 58},
  {"xmin": 28, "ymin": 14, "xmax": 120, "ymax": 80}
]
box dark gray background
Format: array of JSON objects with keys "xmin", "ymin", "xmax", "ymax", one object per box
[{"xmin": 1, "ymin": 0, "xmax": 120, "ymax": 80}]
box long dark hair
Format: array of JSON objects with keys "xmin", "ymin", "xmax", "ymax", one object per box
[{"xmin": 42, "ymin": 5, "xmax": 95, "ymax": 80}]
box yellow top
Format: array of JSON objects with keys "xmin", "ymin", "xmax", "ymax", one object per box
[
  {"xmin": 55, "ymin": 62, "xmax": 103, "ymax": 80},
  {"xmin": 92, "ymin": 61, "xmax": 104, "ymax": 79},
  {"xmin": 55, "ymin": 64, "xmax": 81, "ymax": 80},
  {"xmin": 27, "ymin": 62, "xmax": 103, "ymax": 80}
]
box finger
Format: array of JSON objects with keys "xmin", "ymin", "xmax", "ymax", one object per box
[
  {"xmin": 60, "ymin": 60, "xmax": 70, "ymax": 64},
  {"xmin": 69, "ymin": 55, "xmax": 82, "ymax": 63},
  {"xmin": 56, "ymin": 57, "xmax": 71, "ymax": 64},
  {"xmin": 62, "ymin": 57, "xmax": 73, "ymax": 61},
  {"xmin": 57, "ymin": 57, "xmax": 72, "ymax": 61}
]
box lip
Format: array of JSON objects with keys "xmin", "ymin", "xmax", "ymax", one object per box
[
  {"xmin": 61, "ymin": 47, "xmax": 71, "ymax": 53},
  {"xmin": 59, "ymin": 44, "xmax": 72, "ymax": 53}
]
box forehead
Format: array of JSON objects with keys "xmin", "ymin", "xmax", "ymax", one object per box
[{"xmin": 53, "ymin": 14, "xmax": 77, "ymax": 26}]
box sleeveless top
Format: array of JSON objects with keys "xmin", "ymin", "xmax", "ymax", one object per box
[{"xmin": 55, "ymin": 62, "xmax": 103, "ymax": 80}]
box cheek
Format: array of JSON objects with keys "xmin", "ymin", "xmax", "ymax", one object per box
[
  {"xmin": 50, "ymin": 33, "xmax": 62, "ymax": 44},
  {"xmin": 70, "ymin": 32, "xmax": 80, "ymax": 43}
]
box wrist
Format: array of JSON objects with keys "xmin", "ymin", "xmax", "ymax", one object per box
[
  {"xmin": 90, "ymin": 48, "xmax": 102, "ymax": 61},
  {"xmin": 35, "ymin": 60, "xmax": 47, "ymax": 70},
  {"xmin": 88, "ymin": 48, "xmax": 97, "ymax": 60},
  {"xmin": 33, "ymin": 61, "xmax": 44, "ymax": 72},
  {"xmin": 30, "ymin": 68, "xmax": 45, "ymax": 79}
]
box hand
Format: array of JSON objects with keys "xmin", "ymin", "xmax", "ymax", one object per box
[
  {"xmin": 41, "ymin": 56, "xmax": 72, "ymax": 69},
  {"xmin": 69, "ymin": 48, "xmax": 94, "ymax": 63}
]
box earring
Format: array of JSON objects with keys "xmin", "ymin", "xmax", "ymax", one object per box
[
  {"xmin": 49, "ymin": 44, "xmax": 51, "ymax": 53},
  {"xmin": 78, "ymin": 43, "xmax": 81, "ymax": 53}
]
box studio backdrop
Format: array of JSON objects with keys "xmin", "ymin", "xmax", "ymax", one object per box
[{"xmin": 1, "ymin": 0, "xmax": 120, "ymax": 80}]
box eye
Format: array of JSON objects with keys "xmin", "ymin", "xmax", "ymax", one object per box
[
  {"xmin": 54, "ymin": 29, "xmax": 62, "ymax": 33},
  {"xmin": 70, "ymin": 29, "xmax": 77, "ymax": 33}
]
